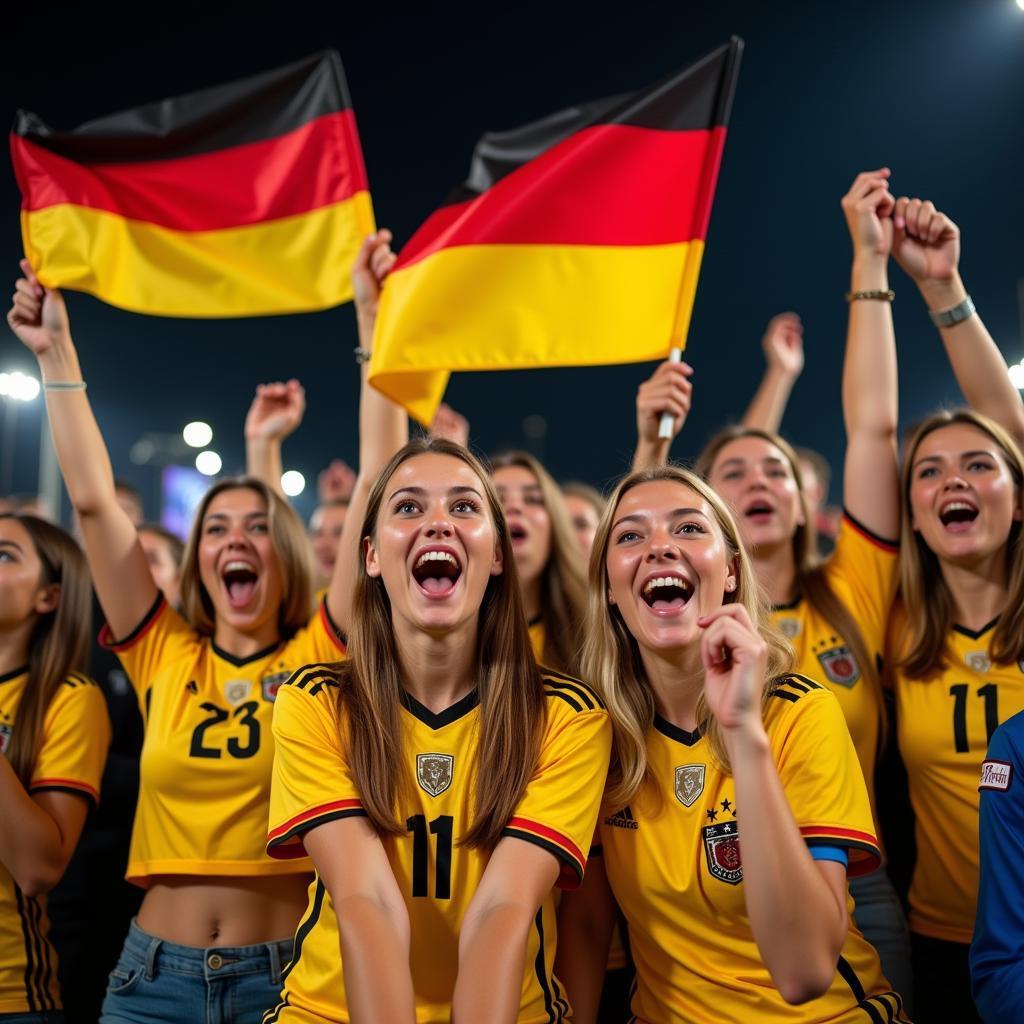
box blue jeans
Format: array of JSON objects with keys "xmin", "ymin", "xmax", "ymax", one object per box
[
  {"xmin": 850, "ymin": 868, "xmax": 914, "ymax": 1016},
  {"xmin": 99, "ymin": 920, "xmax": 292, "ymax": 1024}
]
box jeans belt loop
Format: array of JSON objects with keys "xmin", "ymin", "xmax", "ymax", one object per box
[{"xmin": 143, "ymin": 935, "xmax": 162, "ymax": 982}]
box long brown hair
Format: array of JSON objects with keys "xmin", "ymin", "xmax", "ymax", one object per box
[
  {"xmin": 342, "ymin": 437, "xmax": 545, "ymax": 849},
  {"xmin": 580, "ymin": 466, "xmax": 794, "ymax": 809},
  {"xmin": 178, "ymin": 477, "xmax": 313, "ymax": 638},
  {"xmin": 898, "ymin": 409, "xmax": 1024, "ymax": 676},
  {"xmin": 696, "ymin": 426, "xmax": 879, "ymax": 707},
  {"xmin": 490, "ymin": 451, "xmax": 587, "ymax": 673},
  {"xmin": 2, "ymin": 515, "xmax": 91, "ymax": 787}
]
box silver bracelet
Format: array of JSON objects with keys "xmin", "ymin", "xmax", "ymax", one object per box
[
  {"xmin": 929, "ymin": 295, "xmax": 976, "ymax": 329},
  {"xmin": 353, "ymin": 347, "xmax": 371, "ymax": 365},
  {"xmin": 43, "ymin": 380, "xmax": 87, "ymax": 391}
]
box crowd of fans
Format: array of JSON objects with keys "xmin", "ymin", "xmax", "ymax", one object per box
[{"xmin": 2, "ymin": 168, "xmax": 1023, "ymax": 1024}]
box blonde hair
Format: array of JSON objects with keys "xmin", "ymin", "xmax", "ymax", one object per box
[
  {"xmin": 178, "ymin": 477, "xmax": 313, "ymax": 638},
  {"xmin": 696, "ymin": 426, "xmax": 881, "ymax": 712},
  {"xmin": 490, "ymin": 451, "xmax": 587, "ymax": 673},
  {"xmin": 580, "ymin": 466, "xmax": 793, "ymax": 809},
  {"xmin": 2, "ymin": 515, "xmax": 92, "ymax": 787},
  {"xmin": 341, "ymin": 438, "xmax": 545, "ymax": 849},
  {"xmin": 561, "ymin": 481, "xmax": 607, "ymax": 518},
  {"xmin": 898, "ymin": 409, "xmax": 1024, "ymax": 676}
]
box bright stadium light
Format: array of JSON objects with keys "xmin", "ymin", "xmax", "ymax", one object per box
[
  {"xmin": 1009, "ymin": 363, "xmax": 1024, "ymax": 390},
  {"xmin": 281, "ymin": 470, "xmax": 306, "ymax": 497},
  {"xmin": 0, "ymin": 370, "xmax": 41, "ymax": 402},
  {"xmin": 183, "ymin": 420, "xmax": 213, "ymax": 448},
  {"xmin": 1017, "ymin": 0, "xmax": 1024, "ymax": 13},
  {"xmin": 195, "ymin": 450, "xmax": 222, "ymax": 476}
]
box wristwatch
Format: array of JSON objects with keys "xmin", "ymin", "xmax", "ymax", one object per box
[{"xmin": 929, "ymin": 295, "xmax": 976, "ymax": 329}]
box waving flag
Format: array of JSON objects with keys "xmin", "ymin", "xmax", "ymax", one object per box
[
  {"xmin": 10, "ymin": 51, "xmax": 374, "ymax": 318},
  {"xmin": 369, "ymin": 38, "xmax": 742, "ymax": 424}
]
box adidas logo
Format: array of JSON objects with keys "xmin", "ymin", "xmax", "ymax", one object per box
[{"xmin": 605, "ymin": 806, "xmax": 639, "ymax": 830}]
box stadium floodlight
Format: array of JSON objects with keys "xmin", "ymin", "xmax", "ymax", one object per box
[
  {"xmin": 1009, "ymin": 363, "xmax": 1024, "ymax": 390},
  {"xmin": 183, "ymin": 421, "xmax": 214, "ymax": 448},
  {"xmin": 281, "ymin": 470, "xmax": 305, "ymax": 497},
  {"xmin": 0, "ymin": 370, "xmax": 41, "ymax": 402},
  {"xmin": 195, "ymin": 450, "xmax": 223, "ymax": 476},
  {"xmin": 1017, "ymin": 0, "xmax": 1024, "ymax": 13}
]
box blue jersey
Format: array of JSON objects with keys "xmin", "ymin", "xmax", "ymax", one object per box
[{"xmin": 970, "ymin": 709, "xmax": 1024, "ymax": 1023}]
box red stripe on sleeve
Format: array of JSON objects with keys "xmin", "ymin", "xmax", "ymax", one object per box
[
  {"xmin": 12, "ymin": 111, "xmax": 368, "ymax": 231},
  {"xmin": 506, "ymin": 816, "xmax": 586, "ymax": 870},
  {"xmin": 31, "ymin": 778, "xmax": 100, "ymax": 802},
  {"xmin": 268, "ymin": 798, "xmax": 363, "ymax": 842}
]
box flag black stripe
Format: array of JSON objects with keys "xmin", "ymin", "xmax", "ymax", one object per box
[{"xmin": 13, "ymin": 51, "xmax": 353, "ymax": 164}]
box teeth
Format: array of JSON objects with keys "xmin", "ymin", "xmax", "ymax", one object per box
[
  {"xmin": 224, "ymin": 561, "xmax": 256, "ymax": 573},
  {"xmin": 643, "ymin": 576, "xmax": 692, "ymax": 595},
  {"xmin": 942, "ymin": 501, "xmax": 976, "ymax": 514},
  {"xmin": 415, "ymin": 551, "xmax": 458, "ymax": 569}
]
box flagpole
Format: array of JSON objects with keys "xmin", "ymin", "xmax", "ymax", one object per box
[{"xmin": 658, "ymin": 349, "xmax": 683, "ymax": 439}]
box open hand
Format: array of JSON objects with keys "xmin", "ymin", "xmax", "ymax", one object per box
[
  {"xmin": 762, "ymin": 313, "xmax": 804, "ymax": 378},
  {"xmin": 244, "ymin": 380, "xmax": 306, "ymax": 442}
]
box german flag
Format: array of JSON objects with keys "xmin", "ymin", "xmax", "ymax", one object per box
[
  {"xmin": 10, "ymin": 52, "xmax": 374, "ymax": 318},
  {"xmin": 369, "ymin": 38, "xmax": 742, "ymax": 425}
]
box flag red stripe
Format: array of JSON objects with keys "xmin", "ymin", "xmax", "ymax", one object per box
[
  {"xmin": 396, "ymin": 125, "xmax": 726, "ymax": 271},
  {"xmin": 12, "ymin": 111, "xmax": 368, "ymax": 231}
]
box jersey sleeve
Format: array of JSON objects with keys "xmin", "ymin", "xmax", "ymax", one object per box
[
  {"xmin": 282, "ymin": 597, "xmax": 348, "ymax": 666},
  {"xmin": 825, "ymin": 511, "xmax": 899, "ymax": 647},
  {"xmin": 501, "ymin": 676, "xmax": 612, "ymax": 890},
  {"xmin": 98, "ymin": 594, "xmax": 196, "ymax": 696},
  {"xmin": 267, "ymin": 666, "xmax": 364, "ymax": 859},
  {"xmin": 769, "ymin": 677, "xmax": 881, "ymax": 876},
  {"xmin": 970, "ymin": 716, "xmax": 1024, "ymax": 1022},
  {"xmin": 30, "ymin": 674, "xmax": 111, "ymax": 805}
]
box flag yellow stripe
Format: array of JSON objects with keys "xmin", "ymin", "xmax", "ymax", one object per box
[
  {"xmin": 370, "ymin": 240, "xmax": 702, "ymax": 424},
  {"xmin": 21, "ymin": 191, "xmax": 375, "ymax": 318}
]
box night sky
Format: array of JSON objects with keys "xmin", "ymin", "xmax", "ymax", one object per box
[{"xmin": 2, "ymin": 2, "xmax": 1023, "ymax": 523}]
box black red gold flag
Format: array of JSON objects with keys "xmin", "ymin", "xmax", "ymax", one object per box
[
  {"xmin": 10, "ymin": 51, "xmax": 374, "ymax": 317},
  {"xmin": 369, "ymin": 38, "xmax": 742, "ymax": 425}
]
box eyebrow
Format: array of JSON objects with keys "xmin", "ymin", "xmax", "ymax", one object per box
[
  {"xmin": 0, "ymin": 540, "xmax": 23, "ymax": 552},
  {"xmin": 913, "ymin": 449, "xmax": 996, "ymax": 469},
  {"xmin": 717, "ymin": 456, "xmax": 785, "ymax": 469},
  {"xmin": 386, "ymin": 485, "xmax": 484, "ymax": 502},
  {"xmin": 611, "ymin": 507, "xmax": 709, "ymax": 530},
  {"xmin": 204, "ymin": 511, "xmax": 267, "ymax": 522}
]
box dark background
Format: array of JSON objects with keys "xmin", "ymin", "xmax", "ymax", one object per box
[{"xmin": 2, "ymin": 2, "xmax": 1023, "ymax": 523}]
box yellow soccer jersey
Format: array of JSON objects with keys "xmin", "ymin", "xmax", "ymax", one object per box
[
  {"xmin": 599, "ymin": 676, "xmax": 907, "ymax": 1024},
  {"xmin": 100, "ymin": 594, "xmax": 345, "ymax": 885},
  {"xmin": 891, "ymin": 604, "xmax": 1024, "ymax": 943},
  {"xmin": 0, "ymin": 667, "xmax": 110, "ymax": 1015},
  {"xmin": 528, "ymin": 619, "xmax": 545, "ymax": 663},
  {"xmin": 770, "ymin": 512, "xmax": 897, "ymax": 819},
  {"xmin": 264, "ymin": 665, "xmax": 611, "ymax": 1024}
]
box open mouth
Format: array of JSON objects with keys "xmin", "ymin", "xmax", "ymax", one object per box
[
  {"xmin": 222, "ymin": 560, "xmax": 259, "ymax": 609},
  {"xmin": 939, "ymin": 500, "xmax": 979, "ymax": 531},
  {"xmin": 509, "ymin": 523, "xmax": 529, "ymax": 546},
  {"xmin": 641, "ymin": 574, "xmax": 694, "ymax": 612},
  {"xmin": 743, "ymin": 499, "xmax": 775, "ymax": 522},
  {"xmin": 411, "ymin": 549, "xmax": 463, "ymax": 598}
]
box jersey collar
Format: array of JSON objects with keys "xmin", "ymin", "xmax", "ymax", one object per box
[
  {"xmin": 401, "ymin": 688, "xmax": 480, "ymax": 730},
  {"xmin": 653, "ymin": 712, "xmax": 703, "ymax": 747},
  {"xmin": 211, "ymin": 639, "xmax": 281, "ymax": 667},
  {"xmin": 953, "ymin": 618, "xmax": 1000, "ymax": 641},
  {"xmin": 771, "ymin": 594, "xmax": 803, "ymax": 613},
  {"xmin": 0, "ymin": 664, "xmax": 28, "ymax": 685}
]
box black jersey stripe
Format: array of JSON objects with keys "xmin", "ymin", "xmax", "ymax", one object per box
[
  {"xmin": 873, "ymin": 994, "xmax": 897, "ymax": 1023},
  {"xmin": 281, "ymin": 878, "xmax": 326, "ymax": 983},
  {"xmin": 35, "ymin": 896, "xmax": 57, "ymax": 1012},
  {"xmin": 15, "ymin": 887, "xmax": 40, "ymax": 1011},
  {"xmin": 551, "ymin": 971, "xmax": 570, "ymax": 1019},
  {"xmin": 790, "ymin": 673, "xmax": 823, "ymax": 690},
  {"xmin": 502, "ymin": 827, "xmax": 585, "ymax": 888},
  {"xmin": 785, "ymin": 678, "xmax": 810, "ymax": 693},
  {"xmin": 836, "ymin": 956, "xmax": 887, "ymax": 1024},
  {"xmin": 541, "ymin": 670, "xmax": 606, "ymax": 709},
  {"xmin": 771, "ymin": 688, "xmax": 800, "ymax": 703},
  {"xmin": 544, "ymin": 679, "xmax": 596, "ymax": 710},
  {"xmin": 262, "ymin": 994, "xmax": 290, "ymax": 1024},
  {"xmin": 545, "ymin": 689, "xmax": 584, "ymax": 713},
  {"xmin": 27, "ymin": 892, "xmax": 53, "ymax": 1011},
  {"xmin": 532, "ymin": 907, "xmax": 563, "ymax": 1023}
]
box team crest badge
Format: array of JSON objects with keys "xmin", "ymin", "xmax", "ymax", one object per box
[
  {"xmin": 261, "ymin": 672, "xmax": 290, "ymax": 703},
  {"xmin": 966, "ymin": 651, "xmax": 992, "ymax": 674},
  {"xmin": 702, "ymin": 821, "xmax": 742, "ymax": 884},
  {"xmin": 224, "ymin": 679, "xmax": 252, "ymax": 706},
  {"xmin": 817, "ymin": 646, "xmax": 861, "ymax": 687},
  {"xmin": 0, "ymin": 721, "xmax": 11, "ymax": 756},
  {"xmin": 674, "ymin": 764, "xmax": 706, "ymax": 808},
  {"xmin": 416, "ymin": 753, "xmax": 454, "ymax": 797},
  {"xmin": 777, "ymin": 617, "xmax": 801, "ymax": 639}
]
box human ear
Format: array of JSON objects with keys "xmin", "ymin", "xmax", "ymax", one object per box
[
  {"xmin": 34, "ymin": 582, "xmax": 60, "ymax": 615},
  {"xmin": 364, "ymin": 536, "xmax": 381, "ymax": 578},
  {"xmin": 490, "ymin": 540, "xmax": 503, "ymax": 577}
]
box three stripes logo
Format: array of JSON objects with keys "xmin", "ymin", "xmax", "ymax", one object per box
[{"xmin": 604, "ymin": 806, "xmax": 638, "ymax": 830}]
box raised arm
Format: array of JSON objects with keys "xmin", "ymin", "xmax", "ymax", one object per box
[
  {"xmin": 839, "ymin": 169, "xmax": 900, "ymax": 541},
  {"xmin": 327, "ymin": 230, "xmax": 409, "ymax": 632},
  {"xmin": 452, "ymin": 837, "xmax": 560, "ymax": 1023},
  {"xmin": 892, "ymin": 197, "xmax": 1024, "ymax": 448},
  {"xmin": 304, "ymin": 817, "xmax": 416, "ymax": 1023},
  {"xmin": 554, "ymin": 853, "xmax": 617, "ymax": 1024},
  {"xmin": 7, "ymin": 261, "xmax": 157, "ymax": 637},
  {"xmin": 631, "ymin": 359, "xmax": 694, "ymax": 472},
  {"xmin": 244, "ymin": 379, "xmax": 306, "ymax": 496},
  {"xmin": 740, "ymin": 313, "xmax": 805, "ymax": 434}
]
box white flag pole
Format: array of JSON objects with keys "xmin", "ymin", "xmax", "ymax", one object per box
[{"xmin": 657, "ymin": 347, "xmax": 684, "ymax": 439}]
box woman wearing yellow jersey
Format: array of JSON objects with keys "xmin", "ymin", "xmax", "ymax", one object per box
[
  {"xmin": 558, "ymin": 465, "xmax": 908, "ymax": 1024},
  {"xmin": 490, "ymin": 451, "xmax": 587, "ymax": 673},
  {"xmin": 6, "ymin": 233, "xmax": 405, "ymax": 1024},
  {"xmin": 264, "ymin": 437, "xmax": 610, "ymax": 1023},
  {"xmin": 0, "ymin": 513, "xmax": 110, "ymax": 1022},
  {"xmin": 883, "ymin": 191, "xmax": 1024, "ymax": 1023}
]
